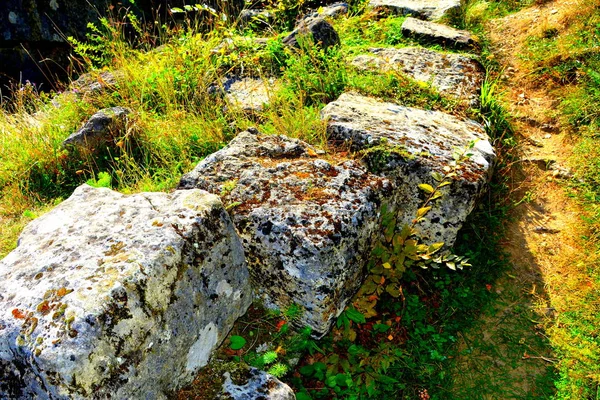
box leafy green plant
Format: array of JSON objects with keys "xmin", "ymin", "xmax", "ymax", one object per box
[{"xmin": 86, "ymin": 171, "xmax": 112, "ymax": 188}]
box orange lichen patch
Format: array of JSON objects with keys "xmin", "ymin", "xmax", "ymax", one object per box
[
  {"xmin": 294, "ymin": 171, "xmax": 313, "ymax": 180},
  {"xmin": 12, "ymin": 308, "xmax": 27, "ymax": 319}
]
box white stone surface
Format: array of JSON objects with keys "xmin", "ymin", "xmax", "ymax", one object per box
[
  {"xmin": 321, "ymin": 92, "xmax": 495, "ymax": 247},
  {"xmin": 369, "ymin": 0, "xmax": 462, "ymax": 20},
  {"xmin": 0, "ymin": 185, "xmax": 251, "ymax": 399},
  {"xmin": 179, "ymin": 131, "xmax": 391, "ymax": 336}
]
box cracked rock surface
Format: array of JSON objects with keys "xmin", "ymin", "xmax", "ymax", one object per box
[
  {"xmin": 352, "ymin": 47, "xmax": 484, "ymax": 106},
  {"xmin": 0, "ymin": 185, "xmax": 251, "ymax": 399},
  {"xmin": 369, "ymin": 0, "xmax": 462, "ymax": 20},
  {"xmin": 401, "ymin": 17, "xmax": 478, "ymax": 50},
  {"xmin": 222, "ymin": 367, "xmax": 295, "ymax": 400},
  {"xmin": 178, "ymin": 131, "xmax": 391, "ymax": 336},
  {"xmin": 321, "ymin": 92, "xmax": 495, "ymax": 247},
  {"xmin": 62, "ymin": 107, "xmax": 131, "ymax": 150},
  {"xmin": 283, "ymin": 17, "xmax": 340, "ymax": 50},
  {"xmin": 222, "ymin": 77, "xmax": 280, "ymax": 113}
]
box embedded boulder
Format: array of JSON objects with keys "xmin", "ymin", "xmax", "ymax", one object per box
[
  {"xmin": 70, "ymin": 70, "xmax": 124, "ymax": 96},
  {"xmin": 238, "ymin": 9, "xmax": 273, "ymax": 29},
  {"xmin": 283, "ymin": 17, "xmax": 340, "ymax": 50},
  {"xmin": 219, "ymin": 76, "xmax": 280, "ymax": 113},
  {"xmin": 0, "ymin": 185, "xmax": 251, "ymax": 399},
  {"xmin": 321, "ymin": 92, "xmax": 495, "ymax": 247},
  {"xmin": 368, "ymin": 0, "xmax": 462, "ymax": 21},
  {"xmin": 351, "ymin": 47, "xmax": 484, "ymax": 106},
  {"xmin": 178, "ymin": 130, "xmax": 391, "ymax": 336},
  {"xmin": 401, "ymin": 17, "xmax": 478, "ymax": 50},
  {"xmin": 304, "ymin": 2, "xmax": 349, "ymax": 19},
  {"xmin": 62, "ymin": 107, "xmax": 131, "ymax": 150}
]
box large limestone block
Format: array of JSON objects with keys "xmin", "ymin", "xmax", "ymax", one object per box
[
  {"xmin": 368, "ymin": 0, "xmax": 462, "ymax": 21},
  {"xmin": 321, "ymin": 93, "xmax": 495, "ymax": 247},
  {"xmin": 401, "ymin": 17, "xmax": 478, "ymax": 50},
  {"xmin": 352, "ymin": 47, "xmax": 485, "ymax": 106},
  {"xmin": 352, "ymin": 47, "xmax": 484, "ymax": 106},
  {"xmin": 178, "ymin": 131, "xmax": 391, "ymax": 336},
  {"xmin": 0, "ymin": 185, "xmax": 251, "ymax": 399}
]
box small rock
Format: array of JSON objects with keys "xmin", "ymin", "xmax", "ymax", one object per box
[
  {"xmin": 540, "ymin": 123, "xmax": 559, "ymax": 133},
  {"xmin": 305, "ymin": 2, "xmax": 349, "ymax": 18},
  {"xmin": 222, "ymin": 368, "xmax": 295, "ymax": 400},
  {"xmin": 216, "ymin": 76, "xmax": 280, "ymax": 113},
  {"xmin": 62, "ymin": 107, "xmax": 131, "ymax": 150},
  {"xmin": 369, "ymin": 0, "xmax": 462, "ymax": 20},
  {"xmin": 238, "ymin": 9, "xmax": 273, "ymax": 29},
  {"xmin": 401, "ymin": 17, "xmax": 478, "ymax": 50},
  {"xmin": 282, "ymin": 17, "xmax": 340, "ymax": 50},
  {"xmin": 544, "ymin": 133, "xmax": 552, "ymax": 139},
  {"xmin": 70, "ymin": 70, "xmax": 123, "ymax": 95},
  {"xmin": 533, "ymin": 226, "xmax": 561, "ymax": 234}
]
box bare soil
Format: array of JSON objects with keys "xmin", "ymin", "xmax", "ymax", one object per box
[{"xmin": 449, "ymin": 0, "xmax": 593, "ymax": 397}]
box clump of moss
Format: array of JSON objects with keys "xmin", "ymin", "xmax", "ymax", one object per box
[{"xmin": 360, "ymin": 142, "xmax": 415, "ymax": 173}]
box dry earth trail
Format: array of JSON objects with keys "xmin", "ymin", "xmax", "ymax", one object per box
[{"xmin": 449, "ymin": 0, "xmax": 597, "ymax": 398}]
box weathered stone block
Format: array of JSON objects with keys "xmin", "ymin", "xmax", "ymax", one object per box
[
  {"xmin": 321, "ymin": 92, "xmax": 495, "ymax": 247},
  {"xmin": 368, "ymin": 0, "xmax": 462, "ymax": 21},
  {"xmin": 178, "ymin": 131, "xmax": 391, "ymax": 336},
  {"xmin": 283, "ymin": 17, "xmax": 340, "ymax": 50},
  {"xmin": 401, "ymin": 17, "xmax": 478, "ymax": 50},
  {"xmin": 0, "ymin": 185, "xmax": 251, "ymax": 399},
  {"xmin": 222, "ymin": 77, "xmax": 280, "ymax": 113},
  {"xmin": 352, "ymin": 47, "xmax": 484, "ymax": 106},
  {"xmin": 62, "ymin": 107, "xmax": 131, "ymax": 151}
]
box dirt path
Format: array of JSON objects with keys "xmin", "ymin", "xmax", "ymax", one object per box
[{"xmin": 449, "ymin": 0, "xmax": 593, "ymax": 397}]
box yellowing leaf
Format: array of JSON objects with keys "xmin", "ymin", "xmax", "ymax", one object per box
[
  {"xmin": 418, "ymin": 184, "xmax": 435, "ymax": 194},
  {"xmin": 383, "ymin": 262, "xmax": 392, "ymax": 269},
  {"xmin": 416, "ymin": 206, "xmax": 432, "ymax": 218}
]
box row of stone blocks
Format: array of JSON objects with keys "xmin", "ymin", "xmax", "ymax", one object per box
[{"xmin": 0, "ymin": 93, "xmax": 495, "ymax": 398}]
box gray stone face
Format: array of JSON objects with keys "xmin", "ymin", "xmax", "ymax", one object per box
[
  {"xmin": 70, "ymin": 71, "xmax": 124, "ymax": 96},
  {"xmin": 304, "ymin": 2, "xmax": 349, "ymax": 19},
  {"xmin": 221, "ymin": 77, "xmax": 280, "ymax": 113},
  {"xmin": 321, "ymin": 92, "xmax": 495, "ymax": 247},
  {"xmin": 283, "ymin": 17, "xmax": 340, "ymax": 50},
  {"xmin": 178, "ymin": 131, "xmax": 391, "ymax": 337},
  {"xmin": 221, "ymin": 368, "xmax": 296, "ymax": 400},
  {"xmin": 401, "ymin": 17, "xmax": 478, "ymax": 50},
  {"xmin": 368, "ymin": 0, "xmax": 462, "ymax": 21},
  {"xmin": 0, "ymin": 185, "xmax": 251, "ymax": 399},
  {"xmin": 238, "ymin": 9, "xmax": 274, "ymax": 29},
  {"xmin": 351, "ymin": 47, "xmax": 485, "ymax": 106},
  {"xmin": 62, "ymin": 107, "xmax": 131, "ymax": 150}
]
